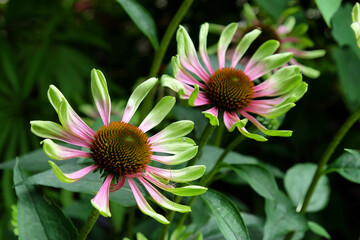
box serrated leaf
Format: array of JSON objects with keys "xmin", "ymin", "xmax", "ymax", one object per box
[
  {"xmin": 263, "ymin": 191, "xmax": 308, "ymax": 240},
  {"xmin": 25, "ymin": 162, "xmax": 137, "ymax": 207},
  {"xmin": 315, "ymin": 0, "xmax": 342, "ymax": 27},
  {"xmin": 328, "ymin": 149, "xmax": 360, "ymax": 183},
  {"xmin": 284, "ymin": 163, "xmax": 330, "ymax": 212},
  {"xmin": 201, "ymin": 189, "xmax": 250, "ymax": 240},
  {"xmin": 229, "ymin": 164, "xmax": 279, "ymax": 200},
  {"xmin": 14, "ymin": 160, "xmax": 78, "ymax": 240},
  {"xmin": 116, "ymin": 0, "xmax": 159, "ymax": 49}
]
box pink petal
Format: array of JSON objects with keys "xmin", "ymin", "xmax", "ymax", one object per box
[
  {"xmin": 276, "ymin": 25, "xmax": 289, "ymax": 34},
  {"xmin": 176, "ymin": 68, "xmax": 207, "ymax": 89},
  {"xmin": 239, "ymin": 110, "xmax": 267, "ymax": 130},
  {"xmin": 223, "ymin": 111, "xmax": 240, "ymax": 130},
  {"xmin": 200, "ymin": 49, "xmax": 214, "ymax": 75},
  {"xmin": 280, "ymin": 37, "xmax": 299, "ymax": 44},
  {"xmin": 64, "ymin": 164, "xmax": 98, "ymax": 180},
  {"xmin": 244, "ymin": 63, "xmax": 266, "ymax": 80},
  {"xmin": 110, "ymin": 176, "xmax": 125, "ymax": 192},
  {"xmin": 180, "ymin": 56, "xmax": 209, "ymax": 83},
  {"xmin": 138, "ymin": 177, "xmax": 166, "ymax": 204},
  {"xmin": 91, "ymin": 174, "xmax": 113, "ymax": 217},
  {"xmin": 193, "ymin": 91, "xmax": 211, "ymax": 106},
  {"xmin": 203, "ymin": 106, "xmax": 218, "ymax": 118}
]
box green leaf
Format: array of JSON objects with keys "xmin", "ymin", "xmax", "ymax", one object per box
[
  {"xmin": 229, "ymin": 164, "xmax": 279, "ymax": 200},
  {"xmin": 332, "ymin": 3, "xmax": 357, "ymax": 48},
  {"xmin": 116, "ymin": 0, "xmax": 159, "ymax": 49},
  {"xmin": 263, "ymin": 191, "xmax": 308, "ymax": 240},
  {"xmin": 308, "ymin": 221, "xmax": 331, "ymax": 239},
  {"xmin": 201, "ymin": 189, "xmax": 250, "ymax": 240},
  {"xmin": 252, "ymin": 0, "xmax": 291, "ymax": 21},
  {"xmin": 328, "ymin": 149, "xmax": 360, "ymax": 183},
  {"xmin": 315, "ymin": 0, "xmax": 342, "ymax": 27},
  {"xmin": 332, "ymin": 47, "xmax": 360, "ymax": 112},
  {"xmin": 14, "ymin": 160, "xmax": 78, "ymax": 240},
  {"xmin": 284, "ymin": 163, "xmax": 330, "ymax": 212},
  {"xmin": 25, "ymin": 162, "xmax": 137, "ymax": 207}
]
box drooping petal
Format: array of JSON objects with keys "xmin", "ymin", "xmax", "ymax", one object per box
[
  {"xmin": 223, "ymin": 111, "xmax": 247, "ymax": 132},
  {"xmin": 48, "ymin": 161, "xmax": 98, "ymax": 183},
  {"xmin": 218, "ymin": 22, "xmax": 238, "ymax": 69},
  {"xmin": 128, "ymin": 178, "xmax": 169, "ymax": 224},
  {"xmin": 144, "ymin": 174, "xmax": 207, "ymax": 196},
  {"xmin": 231, "ymin": 29, "xmax": 261, "ymax": 68},
  {"xmin": 41, "ymin": 139, "xmax": 91, "ymax": 160},
  {"xmin": 151, "ymin": 146, "xmax": 198, "ymax": 165},
  {"xmin": 147, "ymin": 165, "xmax": 205, "ymax": 183},
  {"xmin": 202, "ymin": 107, "xmax": 219, "ymax": 126},
  {"xmin": 139, "ymin": 96, "xmax": 175, "ymax": 133},
  {"xmin": 237, "ymin": 126, "xmax": 267, "ymax": 142},
  {"xmin": 91, "ymin": 174, "xmax": 113, "ymax": 217},
  {"xmin": 122, "ymin": 77, "xmax": 158, "ymax": 123},
  {"xmin": 199, "ymin": 23, "xmax": 214, "ymax": 74},
  {"xmin": 138, "ymin": 177, "xmax": 191, "ymax": 213},
  {"xmin": 151, "ymin": 137, "xmax": 196, "ymax": 154},
  {"xmin": 149, "ymin": 120, "xmax": 194, "ymax": 143},
  {"xmin": 30, "ymin": 121, "xmax": 91, "ymax": 148},
  {"xmin": 110, "ymin": 176, "xmax": 125, "ymax": 192},
  {"xmin": 91, "ymin": 69, "xmax": 111, "ymax": 125}
]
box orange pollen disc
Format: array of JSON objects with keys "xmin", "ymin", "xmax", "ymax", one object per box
[
  {"xmin": 206, "ymin": 67, "xmax": 254, "ymax": 111},
  {"xmin": 90, "ymin": 121, "xmax": 152, "ymax": 177}
]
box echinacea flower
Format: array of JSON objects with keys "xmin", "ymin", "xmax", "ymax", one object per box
[
  {"xmin": 236, "ymin": 4, "xmax": 325, "ymax": 78},
  {"xmin": 351, "ymin": 2, "xmax": 360, "ymax": 48},
  {"xmin": 30, "ymin": 69, "xmax": 206, "ymax": 224},
  {"xmin": 161, "ymin": 22, "xmax": 307, "ymax": 141}
]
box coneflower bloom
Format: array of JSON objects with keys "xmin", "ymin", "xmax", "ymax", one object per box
[
  {"xmin": 30, "ymin": 69, "xmax": 206, "ymax": 224},
  {"xmin": 351, "ymin": 2, "xmax": 360, "ymax": 48},
  {"xmin": 237, "ymin": 4, "xmax": 325, "ymax": 78},
  {"xmin": 161, "ymin": 23, "xmax": 307, "ymax": 141}
]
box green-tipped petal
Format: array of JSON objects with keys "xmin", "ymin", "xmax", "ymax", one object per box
[
  {"xmin": 139, "ymin": 96, "xmax": 176, "ymax": 133},
  {"xmin": 237, "ymin": 126, "xmax": 268, "ymax": 142},
  {"xmin": 295, "ymin": 49, "xmax": 326, "ymax": 59},
  {"xmin": 152, "ymin": 137, "xmax": 196, "ymax": 154},
  {"xmin": 149, "ymin": 165, "xmax": 206, "ymax": 183},
  {"xmin": 30, "ymin": 121, "xmax": 67, "ymax": 139},
  {"xmin": 264, "ymin": 103, "xmax": 295, "ymax": 118},
  {"xmin": 150, "ymin": 120, "xmax": 194, "ymax": 143},
  {"xmin": 47, "ymin": 85, "xmax": 65, "ymax": 113},
  {"xmin": 165, "ymin": 185, "xmax": 208, "ymax": 196},
  {"xmin": 122, "ymin": 78, "xmax": 158, "ymax": 123},
  {"xmin": 48, "ymin": 161, "xmax": 77, "ymax": 183},
  {"xmin": 258, "ymin": 52, "xmax": 293, "ymax": 74},
  {"xmin": 249, "ymin": 40, "xmax": 280, "ymax": 63},
  {"xmin": 243, "ymin": 3, "xmax": 257, "ymax": 26},
  {"xmin": 227, "ymin": 118, "xmax": 247, "ymax": 132},
  {"xmin": 218, "ymin": 22, "xmax": 238, "ymax": 68},
  {"xmin": 160, "ymin": 74, "xmax": 187, "ymax": 96},
  {"xmin": 352, "ymin": 3, "xmax": 360, "ymax": 47},
  {"xmin": 177, "ymin": 26, "xmax": 198, "ymax": 62},
  {"xmin": 152, "ymin": 146, "xmax": 198, "ymax": 165},
  {"xmin": 259, "ymin": 128, "xmax": 292, "ymax": 137},
  {"xmin": 202, "ymin": 110, "xmax": 219, "ymax": 126},
  {"xmin": 91, "ymin": 69, "xmax": 111, "ymax": 124},
  {"xmin": 188, "ymin": 84, "xmax": 200, "ymax": 107},
  {"xmin": 298, "ymin": 64, "xmax": 321, "ymax": 79}
]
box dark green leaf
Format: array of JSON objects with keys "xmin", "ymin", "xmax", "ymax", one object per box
[
  {"xmin": 308, "ymin": 221, "xmax": 331, "ymax": 239},
  {"xmin": 252, "ymin": 0, "xmax": 290, "ymax": 21},
  {"xmin": 201, "ymin": 189, "xmax": 250, "ymax": 240},
  {"xmin": 332, "ymin": 3, "xmax": 357, "ymax": 48},
  {"xmin": 264, "ymin": 191, "xmax": 308, "ymax": 240},
  {"xmin": 25, "ymin": 162, "xmax": 136, "ymax": 207},
  {"xmin": 328, "ymin": 149, "xmax": 360, "ymax": 183},
  {"xmin": 14, "ymin": 160, "xmax": 78, "ymax": 240},
  {"xmin": 315, "ymin": 0, "xmax": 342, "ymax": 27},
  {"xmin": 116, "ymin": 0, "xmax": 159, "ymax": 49},
  {"xmin": 229, "ymin": 164, "xmax": 279, "ymax": 200},
  {"xmin": 332, "ymin": 47, "xmax": 360, "ymax": 112},
  {"xmin": 284, "ymin": 163, "xmax": 330, "ymax": 212}
]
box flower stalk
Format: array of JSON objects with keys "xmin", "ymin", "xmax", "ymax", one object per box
[{"xmin": 76, "ymin": 208, "xmax": 100, "ymax": 240}]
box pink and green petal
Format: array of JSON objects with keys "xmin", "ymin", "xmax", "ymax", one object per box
[
  {"xmin": 122, "ymin": 78, "xmax": 158, "ymax": 123},
  {"xmin": 243, "ymin": 3, "xmax": 257, "ymax": 26},
  {"xmin": 145, "ymin": 175, "xmax": 207, "ymax": 196},
  {"xmin": 231, "ymin": 29, "xmax": 262, "ymax": 68},
  {"xmin": 199, "ymin": 23, "xmax": 214, "ymax": 74},
  {"xmin": 147, "ymin": 165, "xmax": 205, "ymax": 183},
  {"xmin": 58, "ymin": 100, "xmax": 94, "ymax": 143},
  {"xmin": 48, "ymin": 161, "xmax": 97, "ymax": 183},
  {"xmin": 244, "ymin": 40, "xmax": 280, "ymax": 72},
  {"xmin": 286, "ymin": 48, "xmax": 325, "ymax": 59},
  {"xmin": 47, "ymin": 85, "xmax": 65, "ymax": 113},
  {"xmin": 289, "ymin": 58, "xmax": 320, "ymax": 79},
  {"xmin": 151, "ymin": 137, "xmax": 196, "ymax": 154},
  {"xmin": 218, "ymin": 23, "xmax": 238, "ymax": 69},
  {"xmin": 246, "ymin": 102, "xmax": 295, "ymax": 118},
  {"xmin": 202, "ymin": 107, "xmax": 219, "ymax": 126},
  {"xmin": 110, "ymin": 177, "xmax": 125, "ymax": 192},
  {"xmin": 160, "ymin": 74, "xmax": 187, "ymax": 96},
  {"xmin": 352, "ymin": 3, "xmax": 360, "ymax": 48},
  {"xmin": 139, "ymin": 96, "xmax": 175, "ymax": 133},
  {"xmin": 151, "ymin": 146, "xmax": 198, "ymax": 165},
  {"xmin": 91, "ymin": 174, "xmax": 113, "ymax": 217},
  {"xmin": 223, "ymin": 111, "xmax": 247, "ymax": 132},
  {"xmin": 138, "ymin": 177, "xmax": 191, "ymax": 213},
  {"xmin": 30, "ymin": 121, "xmax": 90, "ymax": 148},
  {"xmin": 41, "ymin": 139, "xmax": 91, "ymax": 160},
  {"xmin": 177, "ymin": 26, "xmax": 209, "ymax": 82},
  {"xmin": 188, "ymin": 84, "xmax": 200, "ymax": 107},
  {"xmin": 128, "ymin": 178, "xmax": 169, "ymax": 224},
  {"xmin": 91, "ymin": 69, "xmax": 111, "ymax": 125},
  {"xmin": 149, "ymin": 120, "xmax": 194, "ymax": 143},
  {"xmin": 237, "ymin": 125, "xmax": 268, "ymax": 142}
]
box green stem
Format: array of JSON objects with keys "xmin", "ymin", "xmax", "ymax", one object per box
[
  {"xmin": 149, "ymin": 0, "xmax": 194, "ymax": 77},
  {"xmin": 76, "ymin": 208, "xmax": 100, "ymax": 240},
  {"xmin": 285, "ymin": 107, "xmax": 360, "ymax": 240},
  {"xmin": 214, "ymin": 122, "xmax": 225, "ymax": 147},
  {"xmin": 177, "ymin": 133, "xmax": 246, "ymax": 228},
  {"xmin": 126, "ymin": 206, "xmax": 136, "ymax": 240},
  {"xmin": 187, "ymin": 122, "xmax": 216, "ymax": 167}
]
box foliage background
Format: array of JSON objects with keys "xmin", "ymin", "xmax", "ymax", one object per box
[{"xmin": 0, "ymin": 0, "xmax": 360, "ymax": 239}]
